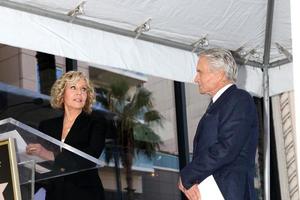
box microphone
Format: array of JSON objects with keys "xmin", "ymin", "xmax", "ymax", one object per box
[{"xmin": 0, "ymin": 98, "xmax": 44, "ymax": 116}]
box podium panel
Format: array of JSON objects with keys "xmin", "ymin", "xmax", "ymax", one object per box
[
  {"xmin": 0, "ymin": 118, "xmax": 104, "ymax": 200},
  {"xmin": 0, "ymin": 138, "xmax": 22, "ymax": 200}
]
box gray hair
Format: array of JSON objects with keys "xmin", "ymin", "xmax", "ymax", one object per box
[{"xmin": 199, "ymin": 48, "xmax": 238, "ymax": 82}]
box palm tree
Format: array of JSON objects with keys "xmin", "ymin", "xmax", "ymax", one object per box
[{"xmin": 98, "ymin": 79, "xmax": 163, "ymax": 200}]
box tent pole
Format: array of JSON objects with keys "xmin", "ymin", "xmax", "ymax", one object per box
[
  {"xmin": 262, "ymin": 64, "xmax": 270, "ymax": 200},
  {"xmin": 262, "ymin": 0, "xmax": 275, "ymax": 199}
]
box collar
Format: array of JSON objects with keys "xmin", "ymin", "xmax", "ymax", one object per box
[{"xmin": 212, "ymin": 83, "xmax": 233, "ymax": 103}]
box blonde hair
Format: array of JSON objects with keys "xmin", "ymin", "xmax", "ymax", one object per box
[{"xmin": 50, "ymin": 71, "xmax": 95, "ymax": 113}]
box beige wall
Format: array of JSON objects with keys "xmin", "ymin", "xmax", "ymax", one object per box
[
  {"xmin": 0, "ymin": 44, "xmax": 21, "ymax": 87},
  {"xmin": 0, "ymin": 45, "xmax": 37, "ymax": 91},
  {"xmin": 143, "ymin": 76, "xmax": 178, "ymax": 153},
  {"xmin": 143, "ymin": 76, "xmax": 210, "ymax": 154},
  {"xmin": 19, "ymin": 49, "xmax": 38, "ymax": 91},
  {"xmin": 185, "ymin": 83, "xmax": 210, "ymax": 152},
  {"xmin": 78, "ymin": 60, "xmax": 89, "ymax": 76}
]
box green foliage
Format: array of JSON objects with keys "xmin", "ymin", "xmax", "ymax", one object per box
[
  {"xmin": 98, "ymin": 79, "xmax": 163, "ymax": 159},
  {"xmin": 99, "ymin": 79, "xmax": 163, "ymax": 200},
  {"xmin": 144, "ymin": 110, "xmax": 163, "ymax": 125},
  {"xmin": 134, "ymin": 123, "xmax": 162, "ymax": 158}
]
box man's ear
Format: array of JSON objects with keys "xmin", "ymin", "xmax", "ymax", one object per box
[{"xmin": 215, "ymin": 69, "xmax": 226, "ymax": 81}]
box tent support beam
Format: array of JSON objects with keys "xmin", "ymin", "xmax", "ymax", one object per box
[
  {"xmin": 233, "ymin": 57, "xmax": 263, "ymax": 68},
  {"xmin": 262, "ymin": 0, "xmax": 275, "ymax": 199},
  {"xmin": 0, "ymin": 0, "xmax": 292, "ymax": 70},
  {"xmin": 270, "ymin": 58, "xmax": 292, "ymax": 68},
  {"xmin": 0, "ymin": 0, "xmax": 194, "ymax": 52}
]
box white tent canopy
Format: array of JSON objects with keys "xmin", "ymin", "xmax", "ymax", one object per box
[{"xmin": 0, "ymin": 0, "xmax": 293, "ymax": 97}]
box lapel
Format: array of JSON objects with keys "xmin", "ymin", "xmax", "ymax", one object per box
[
  {"xmin": 206, "ymin": 85, "xmax": 237, "ymax": 113},
  {"xmin": 63, "ymin": 111, "xmax": 85, "ymax": 144},
  {"xmin": 54, "ymin": 116, "xmax": 64, "ymax": 140},
  {"xmin": 193, "ymin": 85, "xmax": 237, "ymax": 153}
]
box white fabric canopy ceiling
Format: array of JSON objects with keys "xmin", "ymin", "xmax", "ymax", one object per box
[{"xmin": 0, "ymin": 0, "xmax": 293, "ymax": 97}]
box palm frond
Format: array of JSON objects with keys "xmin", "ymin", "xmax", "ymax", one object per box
[
  {"xmin": 110, "ymin": 80, "xmax": 130, "ymax": 100},
  {"xmin": 134, "ymin": 123, "xmax": 162, "ymax": 158},
  {"xmin": 98, "ymin": 79, "xmax": 164, "ymax": 163},
  {"xmin": 133, "ymin": 124, "xmax": 162, "ymax": 144},
  {"xmin": 135, "ymin": 141, "xmax": 158, "ymax": 158},
  {"xmin": 124, "ymin": 88, "xmax": 153, "ymax": 118},
  {"xmin": 134, "ymin": 88, "xmax": 153, "ymax": 109},
  {"xmin": 144, "ymin": 110, "xmax": 164, "ymax": 125},
  {"xmin": 95, "ymin": 88, "xmax": 109, "ymax": 109}
]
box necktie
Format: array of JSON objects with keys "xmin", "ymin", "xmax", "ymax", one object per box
[{"xmin": 206, "ymin": 100, "xmax": 213, "ymax": 112}]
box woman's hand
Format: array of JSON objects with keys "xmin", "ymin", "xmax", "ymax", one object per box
[{"xmin": 26, "ymin": 143, "xmax": 54, "ymax": 161}]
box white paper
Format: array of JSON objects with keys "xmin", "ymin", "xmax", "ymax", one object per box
[
  {"xmin": 198, "ymin": 175, "xmax": 224, "ymax": 200},
  {"xmin": 22, "ymin": 162, "xmax": 51, "ymax": 174},
  {"xmin": 18, "ymin": 151, "xmax": 45, "ymax": 163}
]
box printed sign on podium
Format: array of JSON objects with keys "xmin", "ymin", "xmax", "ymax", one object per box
[{"xmin": 0, "ymin": 138, "xmax": 21, "ymax": 200}]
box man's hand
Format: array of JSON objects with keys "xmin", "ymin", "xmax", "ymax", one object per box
[
  {"xmin": 178, "ymin": 177, "xmax": 201, "ymax": 200},
  {"xmin": 178, "ymin": 177, "xmax": 186, "ymax": 193},
  {"xmin": 184, "ymin": 184, "xmax": 201, "ymax": 200}
]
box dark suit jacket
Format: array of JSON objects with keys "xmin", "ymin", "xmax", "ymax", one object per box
[
  {"xmin": 180, "ymin": 85, "xmax": 259, "ymax": 200},
  {"xmin": 38, "ymin": 111, "xmax": 106, "ymax": 200}
]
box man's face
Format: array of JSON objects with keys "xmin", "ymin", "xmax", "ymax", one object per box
[{"xmin": 194, "ymin": 56, "xmax": 222, "ymax": 96}]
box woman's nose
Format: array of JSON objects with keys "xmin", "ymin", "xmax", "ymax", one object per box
[{"xmin": 76, "ymin": 89, "xmax": 82, "ymax": 95}]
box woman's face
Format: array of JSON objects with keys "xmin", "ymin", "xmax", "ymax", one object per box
[{"xmin": 63, "ymin": 78, "xmax": 88, "ymax": 112}]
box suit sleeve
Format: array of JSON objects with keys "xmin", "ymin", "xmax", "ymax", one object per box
[{"xmin": 180, "ymin": 95, "xmax": 256, "ymax": 189}]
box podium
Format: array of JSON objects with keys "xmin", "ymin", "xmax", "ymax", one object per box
[{"xmin": 0, "ymin": 118, "xmax": 104, "ymax": 200}]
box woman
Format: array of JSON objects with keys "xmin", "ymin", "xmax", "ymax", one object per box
[{"xmin": 26, "ymin": 71, "xmax": 106, "ymax": 200}]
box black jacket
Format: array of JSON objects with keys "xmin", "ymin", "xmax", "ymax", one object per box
[{"xmin": 38, "ymin": 111, "xmax": 106, "ymax": 200}]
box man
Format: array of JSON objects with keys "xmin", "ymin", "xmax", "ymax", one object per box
[{"xmin": 178, "ymin": 48, "xmax": 259, "ymax": 200}]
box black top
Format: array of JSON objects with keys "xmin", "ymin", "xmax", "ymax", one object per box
[{"xmin": 38, "ymin": 111, "xmax": 106, "ymax": 200}]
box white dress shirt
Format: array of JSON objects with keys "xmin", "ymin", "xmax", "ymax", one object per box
[{"xmin": 212, "ymin": 83, "xmax": 233, "ymax": 103}]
